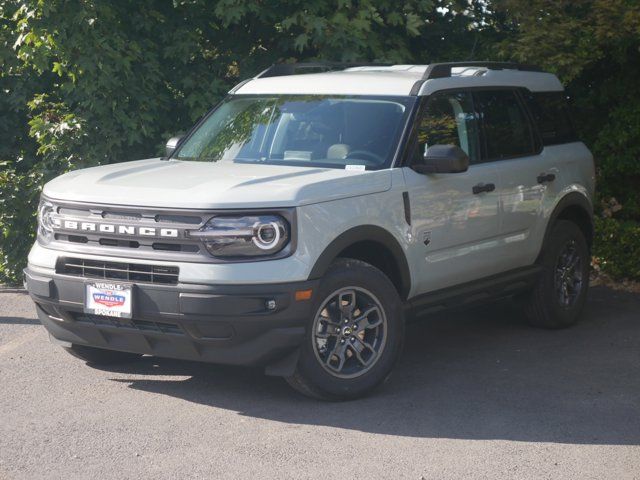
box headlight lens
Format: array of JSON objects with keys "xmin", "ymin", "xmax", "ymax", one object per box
[
  {"xmin": 37, "ymin": 199, "xmax": 57, "ymax": 242},
  {"xmin": 191, "ymin": 215, "xmax": 290, "ymax": 257}
]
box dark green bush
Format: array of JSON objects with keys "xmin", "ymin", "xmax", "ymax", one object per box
[
  {"xmin": 593, "ymin": 217, "xmax": 640, "ymax": 281},
  {"xmin": 0, "ymin": 164, "xmax": 42, "ymax": 283}
]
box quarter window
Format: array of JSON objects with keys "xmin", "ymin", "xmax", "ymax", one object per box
[
  {"xmin": 474, "ymin": 90, "xmax": 536, "ymax": 160},
  {"xmin": 524, "ymin": 91, "xmax": 578, "ymax": 145},
  {"xmin": 417, "ymin": 91, "xmax": 480, "ymax": 163}
]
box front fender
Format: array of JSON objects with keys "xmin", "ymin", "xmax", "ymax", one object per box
[{"xmin": 307, "ymin": 225, "xmax": 411, "ymax": 299}]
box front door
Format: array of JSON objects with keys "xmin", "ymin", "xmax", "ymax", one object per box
[{"xmin": 402, "ymin": 91, "xmax": 502, "ymax": 295}]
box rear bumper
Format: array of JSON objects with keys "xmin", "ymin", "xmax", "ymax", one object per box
[{"xmin": 24, "ymin": 267, "xmax": 318, "ymax": 368}]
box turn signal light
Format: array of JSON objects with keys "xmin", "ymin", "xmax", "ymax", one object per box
[{"xmin": 295, "ymin": 289, "xmax": 313, "ymax": 301}]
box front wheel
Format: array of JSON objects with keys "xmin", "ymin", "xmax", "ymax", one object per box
[{"xmin": 286, "ymin": 258, "xmax": 405, "ymax": 400}]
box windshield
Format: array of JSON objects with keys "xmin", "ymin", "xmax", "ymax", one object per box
[{"xmin": 174, "ymin": 95, "xmax": 416, "ymax": 170}]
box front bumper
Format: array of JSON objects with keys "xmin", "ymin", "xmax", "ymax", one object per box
[{"xmin": 24, "ymin": 267, "xmax": 318, "ymax": 368}]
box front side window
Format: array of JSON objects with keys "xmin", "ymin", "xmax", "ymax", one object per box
[
  {"xmin": 474, "ymin": 90, "xmax": 536, "ymax": 160},
  {"xmin": 416, "ymin": 91, "xmax": 480, "ymax": 163},
  {"xmin": 175, "ymin": 95, "xmax": 416, "ymax": 170}
]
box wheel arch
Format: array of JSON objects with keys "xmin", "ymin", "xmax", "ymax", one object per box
[
  {"xmin": 307, "ymin": 225, "xmax": 411, "ymax": 300},
  {"xmin": 538, "ymin": 191, "xmax": 594, "ymax": 260}
]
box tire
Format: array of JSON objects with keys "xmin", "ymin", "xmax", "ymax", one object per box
[
  {"xmin": 286, "ymin": 258, "xmax": 405, "ymax": 400},
  {"xmin": 63, "ymin": 344, "xmax": 143, "ymax": 365},
  {"xmin": 521, "ymin": 220, "xmax": 590, "ymax": 329}
]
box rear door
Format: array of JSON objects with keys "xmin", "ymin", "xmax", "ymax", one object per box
[
  {"xmin": 473, "ymin": 89, "xmax": 561, "ymax": 268},
  {"xmin": 402, "ymin": 91, "xmax": 502, "ymax": 294}
]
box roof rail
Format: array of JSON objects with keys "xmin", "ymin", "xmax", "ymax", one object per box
[
  {"xmin": 422, "ymin": 62, "xmax": 543, "ymax": 80},
  {"xmin": 256, "ymin": 62, "xmax": 392, "ymax": 79}
]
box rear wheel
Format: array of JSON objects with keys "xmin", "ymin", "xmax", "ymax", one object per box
[
  {"xmin": 521, "ymin": 220, "xmax": 590, "ymax": 329},
  {"xmin": 63, "ymin": 344, "xmax": 143, "ymax": 365},
  {"xmin": 286, "ymin": 258, "xmax": 404, "ymax": 400}
]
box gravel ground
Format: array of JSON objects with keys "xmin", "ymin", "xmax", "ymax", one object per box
[{"xmin": 1, "ymin": 286, "xmax": 639, "ymax": 479}]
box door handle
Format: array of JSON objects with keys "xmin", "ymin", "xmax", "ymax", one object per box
[
  {"xmin": 472, "ymin": 183, "xmax": 496, "ymax": 194},
  {"xmin": 537, "ymin": 172, "xmax": 556, "ymax": 184}
]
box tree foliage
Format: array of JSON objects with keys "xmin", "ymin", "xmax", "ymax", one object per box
[
  {"xmin": 1, "ymin": 0, "xmax": 639, "ymax": 283},
  {"xmin": 491, "ymin": 0, "xmax": 640, "ymax": 280},
  {"xmin": 493, "ymin": 0, "xmax": 640, "ymax": 219}
]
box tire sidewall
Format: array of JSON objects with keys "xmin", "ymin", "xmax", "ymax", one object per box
[{"xmin": 539, "ymin": 221, "xmax": 590, "ymax": 326}]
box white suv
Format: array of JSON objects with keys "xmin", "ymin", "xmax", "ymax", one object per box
[{"xmin": 25, "ymin": 62, "xmax": 595, "ymax": 400}]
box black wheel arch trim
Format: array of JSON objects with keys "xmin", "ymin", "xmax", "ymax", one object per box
[
  {"xmin": 539, "ymin": 191, "xmax": 594, "ymax": 259},
  {"xmin": 307, "ymin": 225, "xmax": 412, "ymax": 300}
]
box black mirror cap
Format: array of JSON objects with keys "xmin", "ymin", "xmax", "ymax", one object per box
[
  {"xmin": 413, "ymin": 144, "xmax": 470, "ymax": 174},
  {"xmin": 165, "ymin": 136, "xmax": 184, "ymax": 158}
]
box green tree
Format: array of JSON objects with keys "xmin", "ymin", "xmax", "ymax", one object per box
[
  {"xmin": 1, "ymin": 0, "xmax": 639, "ymax": 283},
  {"xmin": 3, "ymin": 0, "xmax": 487, "ymax": 283},
  {"xmin": 492, "ymin": 0, "xmax": 640, "ymax": 280},
  {"xmin": 493, "ymin": 0, "xmax": 640, "ymax": 219}
]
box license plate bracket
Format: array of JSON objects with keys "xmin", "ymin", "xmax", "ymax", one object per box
[{"xmin": 84, "ymin": 282, "xmax": 133, "ymax": 318}]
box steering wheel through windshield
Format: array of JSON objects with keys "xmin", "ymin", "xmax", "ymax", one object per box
[{"xmin": 345, "ymin": 150, "xmax": 385, "ymax": 166}]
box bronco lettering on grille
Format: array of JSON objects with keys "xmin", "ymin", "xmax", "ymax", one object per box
[{"xmin": 53, "ymin": 218, "xmax": 179, "ymax": 238}]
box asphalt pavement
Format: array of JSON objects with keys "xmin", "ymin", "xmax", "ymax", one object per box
[{"xmin": 1, "ymin": 286, "xmax": 639, "ymax": 479}]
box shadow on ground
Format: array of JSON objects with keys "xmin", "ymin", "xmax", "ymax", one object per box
[
  {"xmin": 100, "ymin": 286, "xmax": 640, "ymax": 445},
  {"xmin": 0, "ymin": 316, "xmax": 40, "ymax": 325}
]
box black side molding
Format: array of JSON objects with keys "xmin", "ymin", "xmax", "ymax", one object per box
[{"xmin": 407, "ymin": 265, "xmax": 543, "ymax": 318}]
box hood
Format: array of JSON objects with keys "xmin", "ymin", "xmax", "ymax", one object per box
[{"xmin": 43, "ymin": 158, "xmax": 392, "ymax": 209}]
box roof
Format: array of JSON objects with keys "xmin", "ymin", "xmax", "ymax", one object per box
[{"xmin": 233, "ymin": 64, "xmax": 564, "ymax": 97}]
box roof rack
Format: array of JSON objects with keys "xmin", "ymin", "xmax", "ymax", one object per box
[
  {"xmin": 256, "ymin": 62, "xmax": 393, "ymax": 79},
  {"xmin": 406, "ymin": 61, "xmax": 545, "ymax": 95},
  {"xmin": 421, "ymin": 62, "xmax": 543, "ymax": 80},
  {"xmin": 230, "ymin": 61, "xmax": 546, "ymax": 96}
]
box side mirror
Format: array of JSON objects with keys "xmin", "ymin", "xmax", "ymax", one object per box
[
  {"xmin": 165, "ymin": 136, "xmax": 184, "ymax": 158},
  {"xmin": 412, "ymin": 144, "xmax": 469, "ymax": 174}
]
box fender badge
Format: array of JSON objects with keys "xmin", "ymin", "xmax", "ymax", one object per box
[{"xmin": 422, "ymin": 231, "xmax": 431, "ymax": 247}]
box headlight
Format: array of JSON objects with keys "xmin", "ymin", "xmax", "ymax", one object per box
[
  {"xmin": 190, "ymin": 215, "xmax": 290, "ymax": 257},
  {"xmin": 37, "ymin": 199, "xmax": 57, "ymax": 242}
]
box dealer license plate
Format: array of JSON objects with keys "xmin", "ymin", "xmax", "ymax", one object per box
[{"xmin": 85, "ymin": 282, "xmax": 132, "ymax": 318}]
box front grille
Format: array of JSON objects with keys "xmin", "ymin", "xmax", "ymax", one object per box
[
  {"xmin": 51, "ymin": 203, "xmax": 206, "ymax": 258},
  {"xmin": 74, "ymin": 313, "xmax": 183, "ymax": 335},
  {"xmin": 58, "ymin": 257, "xmax": 179, "ymax": 285},
  {"xmin": 54, "ymin": 234, "xmax": 200, "ymax": 253}
]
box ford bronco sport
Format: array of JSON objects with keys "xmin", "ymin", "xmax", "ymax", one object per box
[{"xmin": 25, "ymin": 62, "xmax": 595, "ymax": 400}]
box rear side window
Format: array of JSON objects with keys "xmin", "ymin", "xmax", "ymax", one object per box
[
  {"xmin": 474, "ymin": 90, "xmax": 536, "ymax": 160},
  {"xmin": 524, "ymin": 92, "xmax": 578, "ymax": 145}
]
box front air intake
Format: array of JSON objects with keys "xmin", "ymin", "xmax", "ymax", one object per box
[{"xmin": 57, "ymin": 257, "xmax": 179, "ymax": 285}]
